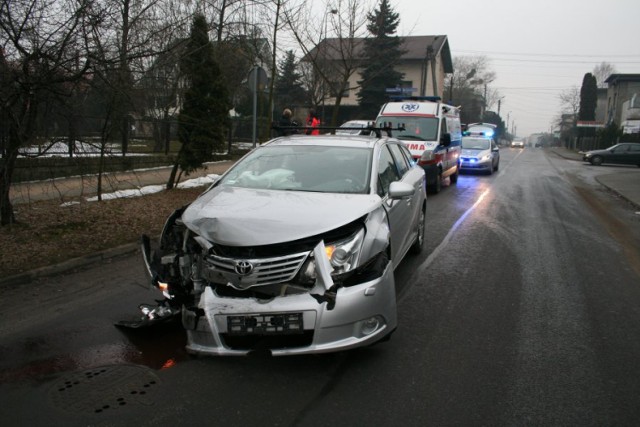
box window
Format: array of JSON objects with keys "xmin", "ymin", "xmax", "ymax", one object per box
[
  {"xmin": 388, "ymin": 144, "xmax": 410, "ymax": 177},
  {"xmin": 377, "ymin": 146, "xmax": 400, "ymax": 198}
]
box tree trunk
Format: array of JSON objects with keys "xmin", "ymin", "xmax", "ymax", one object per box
[{"xmin": 0, "ymin": 150, "xmax": 18, "ymax": 225}]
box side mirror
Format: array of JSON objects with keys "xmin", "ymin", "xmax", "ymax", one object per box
[
  {"xmin": 440, "ymin": 133, "xmax": 451, "ymax": 147},
  {"xmin": 389, "ymin": 181, "xmax": 414, "ymax": 199}
]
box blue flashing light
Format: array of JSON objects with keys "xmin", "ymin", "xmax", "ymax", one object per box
[{"xmin": 485, "ymin": 130, "xmax": 494, "ymax": 137}]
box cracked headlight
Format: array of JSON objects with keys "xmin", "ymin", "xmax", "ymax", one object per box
[{"xmin": 324, "ymin": 228, "xmax": 365, "ymax": 275}]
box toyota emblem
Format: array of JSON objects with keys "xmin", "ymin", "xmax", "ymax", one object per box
[{"xmin": 234, "ymin": 260, "xmax": 254, "ymax": 275}]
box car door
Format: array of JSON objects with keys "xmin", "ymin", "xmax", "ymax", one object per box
[
  {"xmin": 377, "ymin": 144, "xmax": 413, "ymax": 262},
  {"xmin": 628, "ymin": 143, "xmax": 640, "ymax": 164},
  {"xmin": 609, "ymin": 144, "xmax": 629, "ymax": 164}
]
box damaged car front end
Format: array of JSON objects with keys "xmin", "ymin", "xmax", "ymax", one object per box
[{"xmin": 131, "ymin": 136, "xmax": 426, "ymax": 356}]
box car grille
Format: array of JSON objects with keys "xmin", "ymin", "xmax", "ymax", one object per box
[{"xmin": 204, "ymin": 251, "xmax": 310, "ymax": 289}]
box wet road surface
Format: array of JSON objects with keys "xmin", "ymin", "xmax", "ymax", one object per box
[{"xmin": 1, "ymin": 148, "xmax": 640, "ymax": 426}]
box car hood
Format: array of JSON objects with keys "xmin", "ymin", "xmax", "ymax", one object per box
[
  {"xmin": 461, "ymin": 148, "xmax": 490, "ymax": 157},
  {"xmin": 584, "ymin": 149, "xmax": 608, "ymax": 155},
  {"xmin": 181, "ymin": 186, "xmax": 382, "ymax": 246}
]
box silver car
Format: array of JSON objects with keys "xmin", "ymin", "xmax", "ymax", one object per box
[
  {"xmin": 459, "ymin": 137, "xmax": 500, "ymax": 174},
  {"xmin": 136, "ymin": 133, "xmax": 427, "ymax": 356}
]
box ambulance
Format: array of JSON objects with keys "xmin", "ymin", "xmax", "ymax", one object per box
[{"xmin": 375, "ymin": 97, "xmax": 462, "ymax": 193}]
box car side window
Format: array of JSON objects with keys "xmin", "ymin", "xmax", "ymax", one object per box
[
  {"xmin": 377, "ymin": 145, "xmax": 401, "ymax": 198},
  {"xmin": 388, "ymin": 143, "xmax": 410, "ymax": 177},
  {"xmin": 629, "ymin": 144, "xmax": 640, "ymax": 153},
  {"xmin": 398, "ymin": 144, "xmax": 415, "ymax": 166}
]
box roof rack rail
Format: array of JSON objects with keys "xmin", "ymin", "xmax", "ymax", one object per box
[{"xmin": 271, "ymin": 124, "xmax": 406, "ymax": 138}]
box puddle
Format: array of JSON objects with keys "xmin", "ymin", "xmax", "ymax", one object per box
[{"xmin": 0, "ymin": 321, "xmax": 188, "ymax": 384}]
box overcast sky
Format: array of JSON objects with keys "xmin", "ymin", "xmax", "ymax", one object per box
[{"xmin": 392, "ymin": 0, "xmax": 640, "ymax": 137}]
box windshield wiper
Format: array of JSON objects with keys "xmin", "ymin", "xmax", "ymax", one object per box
[{"xmin": 397, "ymin": 135, "xmax": 427, "ymax": 141}]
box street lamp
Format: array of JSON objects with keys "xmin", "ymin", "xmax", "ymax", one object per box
[{"xmin": 321, "ymin": 8, "xmax": 338, "ymax": 124}]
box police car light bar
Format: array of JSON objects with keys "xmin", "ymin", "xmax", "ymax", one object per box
[{"xmin": 271, "ymin": 124, "xmax": 406, "ymax": 138}]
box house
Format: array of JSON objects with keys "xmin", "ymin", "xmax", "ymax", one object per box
[
  {"xmin": 309, "ymin": 35, "xmax": 453, "ymax": 107},
  {"xmin": 604, "ymin": 74, "xmax": 640, "ymax": 132}
]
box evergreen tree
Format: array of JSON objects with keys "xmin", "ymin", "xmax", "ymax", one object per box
[
  {"xmin": 275, "ymin": 50, "xmax": 307, "ymax": 113},
  {"xmin": 578, "ymin": 72, "xmax": 598, "ymax": 140},
  {"xmin": 168, "ymin": 14, "xmax": 231, "ymax": 188},
  {"xmin": 357, "ymin": 0, "xmax": 405, "ymax": 118},
  {"xmin": 579, "ymin": 72, "xmax": 598, "ymax": 121}
]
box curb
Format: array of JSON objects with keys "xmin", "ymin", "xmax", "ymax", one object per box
[
  {"xmin": 0, "ymin": 242, "xmax": 139, "ymax": 287},
  {"xmin": 595, "ymin": 175, "xmax": 640, "ymax": 210}
]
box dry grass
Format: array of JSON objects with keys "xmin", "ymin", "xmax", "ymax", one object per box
[{"xmin": 0, "ymin": 187, "xmax": 204, "ymax": 278}]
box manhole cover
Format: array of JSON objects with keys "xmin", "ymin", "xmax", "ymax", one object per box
[{"xmin": 49, "ymin": 365, "xmax": 160, "ymax": 414}]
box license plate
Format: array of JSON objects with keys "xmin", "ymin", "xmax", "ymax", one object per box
[{"xmin": 227, "ymin": 313, "xmax": 304, "ymax": 335}]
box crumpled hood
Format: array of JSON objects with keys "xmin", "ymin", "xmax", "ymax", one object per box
[
  {"xmin": 181, "ymin": 186, "xmax": 382, "ymax": 246},
  {"xmin": 461, "ymin": 148, "xmax": 489, "ymax": 157}
]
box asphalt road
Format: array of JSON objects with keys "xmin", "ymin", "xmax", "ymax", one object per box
[{"xmin": 1, "ymin": 148, "xmax": 640, "ymax": 426}]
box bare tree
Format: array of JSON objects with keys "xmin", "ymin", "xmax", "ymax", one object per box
[
  {"xmin": 0, "ymin": 0, "xmax": 93, "ymax": 225},
  {"xmin": 444, "ymin": 56, "xmax": 499, "ymax": 124},
  {"xmin": 592, "ymin": 62, "xmax": 617, "ymax": 88},
  {"xmin": 283, "ymin": 0, "xmax": 373, "ymax": 126},
  {"xmin": 558, "ymin": 85, "xmax": 580, "ymax": 117}
]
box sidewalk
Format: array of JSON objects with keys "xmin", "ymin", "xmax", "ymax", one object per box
[
  {"xmin": 10, "ymin": 160, "xmax": 236, "ymax": 204},
  {"xmin": 549, "ymin": 147, "xmax": 640, "ymax": 209}
]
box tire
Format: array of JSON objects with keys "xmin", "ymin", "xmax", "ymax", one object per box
[
  {"xmin": 450, "ymin": 167, "xmax": 459, "ymax": 184},
  {"xmin": 428, "ymin": 173, "xmax": 441, "ymax": 194},
  {"xmin": 410, "ymin": 206, "xmax": 426, "ymax": 255},
  {"xmin": 590, "ymin": 156, "xmax": 603, "ymax": 166},
  {"xmin": 494, "ymin": 161, "xmax": 499, "ymax": 171}
]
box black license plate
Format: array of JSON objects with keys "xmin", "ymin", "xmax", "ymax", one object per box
[{"xmin": 227, "ymin": 313, "xmax": 304, "ymax": 335}]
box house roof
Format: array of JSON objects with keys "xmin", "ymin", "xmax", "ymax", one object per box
[
  {"xmin": 604, "ymin": 74, "xmax": 640, "ymax": 84},
  {"xmin": 307, "ymin": 35, "xmax": 453, "ymax": 73}
]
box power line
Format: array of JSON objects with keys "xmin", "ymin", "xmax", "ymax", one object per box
[{"xmin": 455, "ymin": 49, "xmax": 640, "ymax": 58}]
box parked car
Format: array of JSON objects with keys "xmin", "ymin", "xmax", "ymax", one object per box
[
  {"xmin": 133, "ymin": 131, "xmax": 427, "ymax": 356},
  {"xmin": 335, "ymin": 120, "xmax": 373, "ymax": 135},
  {"xmin": 459, "ymin": 136, "xmax": 500, "ymax": 174},
  {"xmin": 582, "ymin": 142, "xmax": 640, "ymax": 167},
  {"xmin": 511, "ymin": 140, "xmax": 525, "ymax": 148}
]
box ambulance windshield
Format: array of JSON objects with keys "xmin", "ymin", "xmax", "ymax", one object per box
[{"xmin": 376, "ymin": 117, "xmax": 439, "ymax": 141}]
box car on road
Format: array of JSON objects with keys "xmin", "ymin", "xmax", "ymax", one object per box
[
  {"xmin": 135, "ymin": 130, "xmax": 427, "ymax": 356},
  {"xmin": 375, "ymin": 97, "xmax": 462, "ymax": 194},
  {"xmin": 511, "ymin": 140, "xmax": 525, "ymax": 148},
  {"xmin": 335, "ymin": 120, "xmax": 373, "ymax": 135},
  {"xmin": 582, "ymin": 142, "xmax": 640, "ymax": 167},
  {"xmin": 459, "ymin": 136, "xmax": 500, "ymax": 174}
]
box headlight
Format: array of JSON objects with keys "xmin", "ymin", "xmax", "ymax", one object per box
[
  {"xmin": 481, "ymin": 154, "xmax": 491, "ymax": 161},
  {"xmin": 324, "ymin": 228, "xmax": 365, "ymax": 275}
]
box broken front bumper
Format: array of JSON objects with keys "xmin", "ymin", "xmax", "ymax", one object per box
[{"xmin": 182, "ymin": 262, "xmax": 397, "ymax": 356}]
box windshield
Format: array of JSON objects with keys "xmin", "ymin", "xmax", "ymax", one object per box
[
  {"xmin": 375, "ymin": 117, "xmax": 439, "ymax": 141},
  {"xmin": 462, "ymin": 137, "xmax": 491, "ymax": 150},
  {"xmin": 336, "ymin": 121, "xmax": 369, "ymax": 135},
  {"xmin": 219, "ymin": 145, "xmax": 372, "ymax": 194}
]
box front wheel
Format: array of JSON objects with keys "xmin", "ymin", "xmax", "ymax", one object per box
[{"xmin": 590, "ymin": 156, "xmax": 603, "ymax": 166}]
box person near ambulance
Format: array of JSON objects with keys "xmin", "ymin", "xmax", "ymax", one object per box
[{"xmin": 305, "ymin": 108, "xmax": 321, "ymax": 135}]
